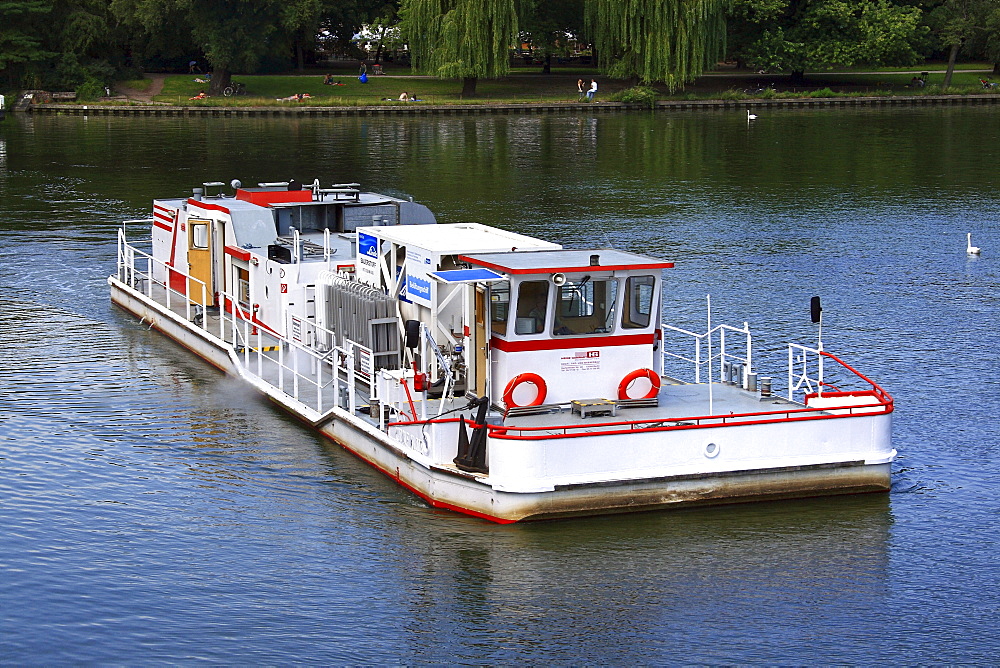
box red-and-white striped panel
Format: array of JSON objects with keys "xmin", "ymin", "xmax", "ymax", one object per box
[{"xmin": 153, "ymin": 204, "xmax": 174, "ymax": 232}]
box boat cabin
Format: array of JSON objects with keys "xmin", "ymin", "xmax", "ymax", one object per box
[
  {"xmin": 460, "ymin": 249, "xmax": 674, "ymax": 409},
  {"xmin": 148, "ymin": 181, "xmax": 434, "ymax": 335}
]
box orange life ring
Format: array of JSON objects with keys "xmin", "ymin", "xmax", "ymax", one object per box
[
  {"xmin": 618, "ymin": 368, "xmax": 661, "ymax": 400},
  {"xmin": 503, "ymin": 373, "xmax": 547, "ymax": 408}
]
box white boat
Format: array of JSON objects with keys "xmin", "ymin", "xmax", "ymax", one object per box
[{"xmin": 108, "ymin": 180, "xmax": 895, "ymax": 522}]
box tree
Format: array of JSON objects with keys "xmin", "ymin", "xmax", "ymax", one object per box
[
  {"xmin": 585, "ymin": 0, "xmax": 729, "ymax": 90},
  {"xmin": 2, "ymin": 0, "xmax": 129, "ymax": 91},
  {"xmin": 0, "ymin": 0, "xmax": 55, "ymax": 87},
  {"xmin": 925, "ymin": 0, "xmax": 1000, "ymax": 85},
  {"xmin": 114, "ymin": 0, "xmax": 320, "ymax": 93},
  {"xmin": 313, "ymin": 0, "xmax": 388, "ymax": 64},
  {"xmin": 731, "ymin": 0, "xmax": 925, "ymax": 83},
  {"xmin": 518, "ymin": 0, "xmax": 586, "ymax": 73},
  {"xmin": 400, "ymin": 0, "xmax": 519, "ymax": 97}
]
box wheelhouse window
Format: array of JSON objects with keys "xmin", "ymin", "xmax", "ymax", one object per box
[
  {"xmin": 190, "ymin": 220, "xmax": 209, "ymax": 249},
  {"xmin": 622, "ymin": 275, "xmax": 656, "ymax": 329},
  {"xmin": 553, "ymin": 277, "xmax": 618, "ymax": 336},
  {"xmin": 515, "ymin": 281, "xmax": 549, "ymax": 335},
  {"xmin": 490, "ymin": 281, "xmax": 510, "ymax": 336}
]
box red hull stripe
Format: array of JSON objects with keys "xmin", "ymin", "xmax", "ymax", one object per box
[
  {"xmin": 460, "ymin": 255, "xmax": 674, "ymax": 274},
  {"xmin": 153, "ymin": 219, "xmax": 173, "ymax": 232},
  {"xmin": 489, "ymin": 406, "xmax": 893, "ymax": 441},
  {"xmin": 224, "ymin": 245, "xmax": 251, "ymax": 262},
  {"xmin": 491, "ymin": 332, "xmax": 654, "ymax": 352}
]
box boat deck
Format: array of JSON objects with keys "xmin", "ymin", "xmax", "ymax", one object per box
[{"xmin": 133, "ymin": 282, "xmax": 806, "ymax": 435}]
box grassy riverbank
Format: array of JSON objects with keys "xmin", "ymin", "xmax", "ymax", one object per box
[{"xmin": 69, "ymin": 62, "xmax": 1000, "ymax": 108}]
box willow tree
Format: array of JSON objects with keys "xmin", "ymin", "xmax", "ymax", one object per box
[
  {"xmin": 586, "ymin": 0, "xmax": 730, "ymax": 91},
  {"xmin": 400, "ymin": 0, "xmax": 518, "ymax": 98}
]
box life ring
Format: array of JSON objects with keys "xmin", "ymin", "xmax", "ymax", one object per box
[
  {"xmin": 618, "ymin": 368, "xmax": 661, "ymax": 400},
  {"xmin": 503, "ymin": 373, "xmax": 547, "ymax": 408}
]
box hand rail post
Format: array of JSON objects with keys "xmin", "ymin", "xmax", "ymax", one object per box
[
  {"xmin": 694, "ymin": 337, "xmax": 701, "ymax": 383},
  {"xmin": 788, "ymin": 345, "xmax": 794, "ymax": 400},
  {"xmin": 348, "ymin": 347, "xmax": 356, "ymax": 414},
  {"xmin": 720, "ymin": 327, "xmax": 726, "ymax": 383}
]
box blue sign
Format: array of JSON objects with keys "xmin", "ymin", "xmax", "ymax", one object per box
[
  {"xmin": 407, "ymin": 275, "xmax": 431, "ymax": 302},
  {"xmin": 358, "ymin": 232, "xmax": 379, "ymax": 259}
]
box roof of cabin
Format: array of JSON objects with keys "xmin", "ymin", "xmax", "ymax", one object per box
[
  {"xmin": 460, "ymin": 249, "xmax": 674, "ymax": 274},
  {"xmin": 357, "ymin": 222, "xmax": 560, "ymax": 255}
]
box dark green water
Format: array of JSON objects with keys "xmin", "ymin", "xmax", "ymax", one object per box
[{"xmin": 1, "ymin": 108, "xmax": 999, "ymax": 663}]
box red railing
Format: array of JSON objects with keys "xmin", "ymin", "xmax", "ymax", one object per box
[
  {"xmin": 490, "ymin": 352, "xmax": 892, "ymax": 441},
  {"xmin": 384, "ymin": 352, "xmax": 893, "ymax": 443},
  {"xmin": 816, "ymin": 351, "xmax": 894, "ymax": 405}
]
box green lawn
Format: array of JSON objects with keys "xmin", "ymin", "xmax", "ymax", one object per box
[
  {"xmin": 146, "ymin": 65, "xmax": 1000, "ymax": 107},
  {"xmin": 157, "ymin": 72, "xmax": 615, "ymax": 106}
]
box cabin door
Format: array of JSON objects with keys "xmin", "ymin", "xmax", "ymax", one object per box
[
  {"xmin": 187, "ymin": 218, "xmax": 214, "ymax": 306},
  {"xmin": 474, "ymin": 286, "xmax": 488, "ymax": 396}
]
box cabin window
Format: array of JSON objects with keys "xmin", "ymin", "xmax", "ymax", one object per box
[
  {"xmin": 236, "ymin": 268, "xmax": 250, "ymax": 307},
  {"xmin": 553, "ymin": 278, "xmax": 619, "ymax": 336},
  {"xmin": 622, "ymin": 275, "xmax": 656, "ymax": 329},
  {"xmin": 490, "ymin": 281, "xmax": 511, "ymax": 336},
  {"xmin": 515, "ymin": 281, "xmax": 549, "ymax": 334},
  {"xmin": 191, "ymin": 221, "xmax": 209, "ymax": 249}
]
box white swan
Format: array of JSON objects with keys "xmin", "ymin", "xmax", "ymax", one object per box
[
  {"xmin": 967, "ymin": 232, "xmax": 981, "ymax": 255},
  {"xmin": 747, "ymin": 109, "xmax": 757, "ymax": 120}
]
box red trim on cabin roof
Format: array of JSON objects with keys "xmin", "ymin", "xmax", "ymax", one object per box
[
  {"xmin": 224, "ymin": 245, "xmax": 251, "ymax": 262},
  {"xmin": 187, "ymin": 198, "xmax": 231, "ymax": 214},
  {"xmin": 491, "ymin": 332, "xmax": 655, "ymax": 352},
  {"xmin": 459, "ymin": 255, "xmax": 674, "ymax": 274},
  {"xmin": 236, "ymin": 188, "xmax": 312, "ymax": 206}
]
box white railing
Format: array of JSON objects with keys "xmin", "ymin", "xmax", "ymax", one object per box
[
  {"xmin": 660, "ymin": 321, "xmax": 753, "ymax": 387},
  {"xmin": 118, "ymin": 229, "xmax": 378, "ymax": 419},
  {"xmin": 117, "ymin": 227, "xmax": 210, "ymax": 328},
  {"xmin": 788, "ymin": 343, "xmax": 824, "ymax": 401}
]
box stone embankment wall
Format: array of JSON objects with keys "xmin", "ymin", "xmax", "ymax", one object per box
[{"xmin": 22, "ymin": 94, "xmax": 1000, "ymax": 117}]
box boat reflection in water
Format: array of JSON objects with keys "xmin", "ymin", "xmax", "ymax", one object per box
[{"xmin": 392, "ymin": 494, "xmax": 891, "ymax": 661}]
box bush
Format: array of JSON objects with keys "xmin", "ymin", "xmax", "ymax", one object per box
[
  {"xmin": 806, "ymin": 87, "xmax": 838, "ymax": 98},
  {"xmin": 75, "ymin": 77, "xmax": 106, "ymax": 101},
  {"xmin": 611, "ymin": 85, "xmax": 658, "ymax": 109}
]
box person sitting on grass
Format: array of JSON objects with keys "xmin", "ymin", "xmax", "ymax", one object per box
[
  {"xmin": 189, "ymin": 90, "xmax": 207, "ymax": 100},
  {"xmin": 398, "ymin": 92, "xmax": 409, "ymax": 101}
]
